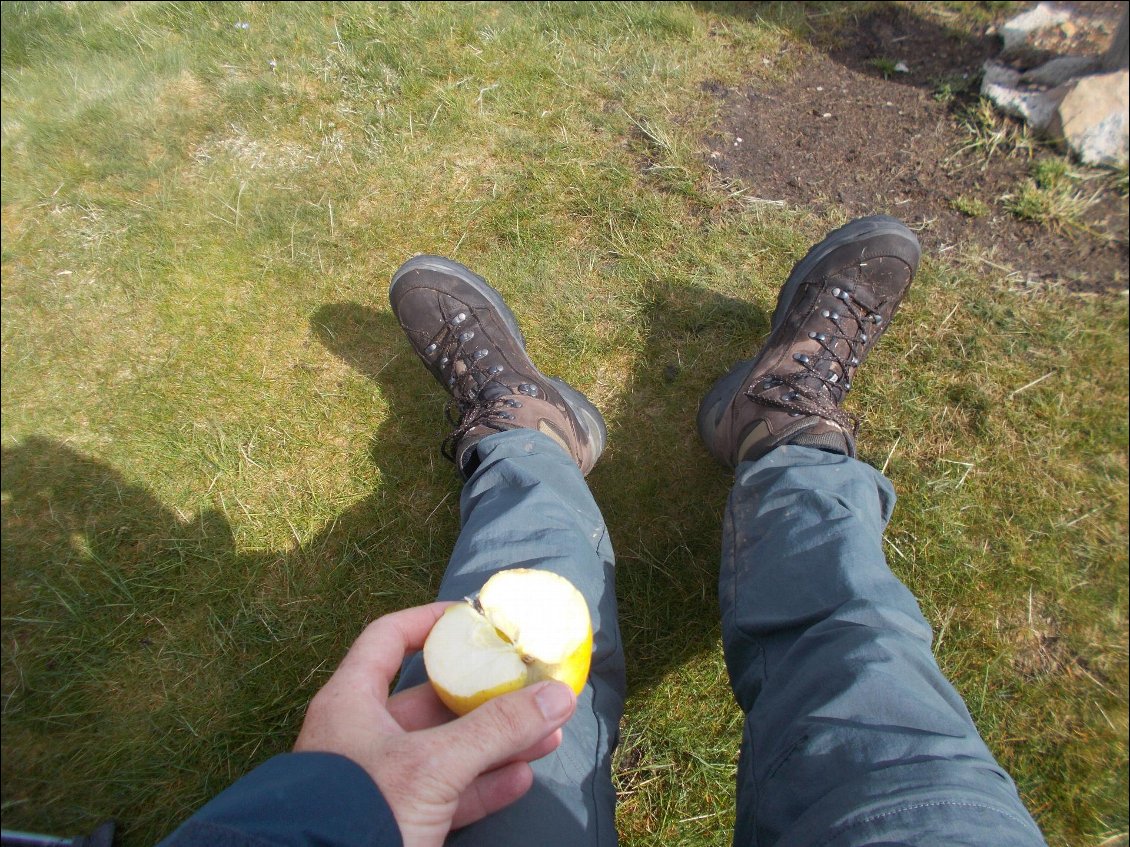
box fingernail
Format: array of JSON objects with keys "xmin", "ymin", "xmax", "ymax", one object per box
[{"xmin": 535, "ymin": 682, "xmax": 574, "ymax": 721}]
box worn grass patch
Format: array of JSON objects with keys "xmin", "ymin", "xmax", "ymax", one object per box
[{"xmin": 2, "ymin": 3, "xmax": 1127, "ymax": 846}]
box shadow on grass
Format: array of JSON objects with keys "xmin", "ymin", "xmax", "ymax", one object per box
[
  {"xmin": 311, "ymin": 280, "xmax": 766, "ymax": 697},
  {"xmin": 698, "ymin": 1, "xmax": 1008, "ymax": 92},
  {"xmin": 0, "ymin": 278, "xmax": 768, "ymax": 839}
]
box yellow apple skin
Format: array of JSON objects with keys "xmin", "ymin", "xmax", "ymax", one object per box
[
  {"xmin": 432, "ymin": 674, "xmax": 527, "ymax": 717},
  {"xmin": 534, "ymin": 626, "xmax": 593, "ymax": 697}
]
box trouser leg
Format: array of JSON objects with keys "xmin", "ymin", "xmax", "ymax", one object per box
[
  {"xmin": 397, "ymin": 429, "xmax": 624, "ymax": 847},
  {"xmin": 721, "ymin": 445, "xmax": 1045, "ymax": 847}
]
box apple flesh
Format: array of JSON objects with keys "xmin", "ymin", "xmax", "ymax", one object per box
[{"xmin": 423, "ymin": 569, "xmax": 592, "ymax": 716}]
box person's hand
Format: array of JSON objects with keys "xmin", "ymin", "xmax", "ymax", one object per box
[{"xmin": 294, "ymin": 602, "xmax": 577, "ymax": 847}]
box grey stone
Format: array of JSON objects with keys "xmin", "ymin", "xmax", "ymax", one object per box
[
  {"xmin": 1047, "ymin": 70, "xmax": 1130, "ymax": 166},
  {"xmin": 1022, "ymin": 55, "xmax": 1099, "ymax": 87},
  {"xmin": 999, "ymin": 2, "xmax": 1071, "ymax": 53},
  {"xmin": 981, "ymin": 61, "xmax": 1058, "ymax": 129}
]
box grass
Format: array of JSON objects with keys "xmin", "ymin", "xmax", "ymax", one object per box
[
  {"xmin": 956, "ymin": 97, "xmax": 1038, "ymax": 164},
  {"xmin": 950, "ymin": 194, "xmax": 991, "ymax": 217},
  {"xmin": 1004, "ymin": 158, "xmax": 1102, "ymax": 232},
  {"xmin": 2, "ymin": 3, "xmax": 1127, "ymax": 846},
  {"xmin": 868, "ymin": 56, "xmax": 901, "ymax": 79}
]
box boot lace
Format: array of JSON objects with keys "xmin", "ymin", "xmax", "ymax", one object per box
[
  {"xmin": 746, "ymin": 283, "xmax": 886, "ymax": 434},
  {"xmin": 422, "ymin": 309, "xmax": 525, "ymax": 462},
  {"xmin": 440, "ymin": 395, "xmax": 523, "ymax": 462}
]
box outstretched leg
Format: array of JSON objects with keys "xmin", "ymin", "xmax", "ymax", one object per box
[
  {"xmin": 389, "ymin": 257, "xmax": 624, "ymax": 847},
  {"xmin": 722, "ymin": 447, "xmax": 1043, "ymax": 846},
  {"xmin": 699, "ymin": 218, "xmax": 1045, "ymax": 846}
]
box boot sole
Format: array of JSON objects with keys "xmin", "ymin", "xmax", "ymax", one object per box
[
  {"xmin": 390, "ymin": 255, "xmax": 607, "ymax": 462},
  {"xmin": 697, "ymin": 216, "xmax": 919, "ymax": 463}
]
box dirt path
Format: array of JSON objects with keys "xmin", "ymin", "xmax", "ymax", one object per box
[{"xmin": 702, "ymin": 2, "xmax": 1128, "ymax": 293}]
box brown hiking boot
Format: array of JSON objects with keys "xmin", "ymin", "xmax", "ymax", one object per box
[
  {"xmin": 390, "ymin": 255, "xmax": 606, "ymax": 478},
  {"xmin": 698, "ymin": 216, "xmax": 920, "ymax": 468}
]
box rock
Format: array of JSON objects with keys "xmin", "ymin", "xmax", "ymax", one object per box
[
  {"xmin": 1022, "ymin": 55, "xmax": 1098, "ymax": 87},
  {"xmin": 981, "ymin": 61, "xmax": 1059, "ymax": 129},
  {"xmin": 999, "ymin": 3, "xmax": 1071, "ymax": 53},
  {"xmin": 1046, "ymin": 70, "xmax": 1130, "ymax": 166}
]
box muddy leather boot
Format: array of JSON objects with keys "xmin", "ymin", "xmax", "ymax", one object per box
[
  {"xmin": 698, "ymin": 216, "xmax": 920, "ymax": 468},
  {"xmin": 390, "ymin": 255, "xmax": 607, "ymax": 478}
]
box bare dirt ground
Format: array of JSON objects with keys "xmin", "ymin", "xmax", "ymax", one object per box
[{"xmin": 702, "ymin": 2, "xmax": 1128, "ymax": 293}]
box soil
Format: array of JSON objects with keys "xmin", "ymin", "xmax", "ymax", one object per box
[{"xmin": 701, "ymin": 2, "xmax": 1128, "ymax": 293}]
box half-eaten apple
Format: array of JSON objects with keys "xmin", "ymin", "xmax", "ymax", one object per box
[{"xmin": 423, "ymin": 568, "xmax": 592, "ymax": 716}]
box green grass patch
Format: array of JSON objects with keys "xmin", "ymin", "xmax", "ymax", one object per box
[
  {"xmin": 950, "ymin": 194, "xmax": 991, "ymax": 217},
  {"xmin": 2, "ymin": 3, "xmax": 1126, "ymax": 847},
  {"xmin": 1004, "ymin": 158, "xmax": 1101, "ymax": 233}
]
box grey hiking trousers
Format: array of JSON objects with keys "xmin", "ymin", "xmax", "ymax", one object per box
[{"xmin": 397, "ymin": 430, "xmax": 1046, "ymax": 847}]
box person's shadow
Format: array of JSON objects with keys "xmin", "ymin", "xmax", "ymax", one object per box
[
  {"xmin": 311, "ymin": 277, "xmax": 765, "ymax": 696},
  {"xmin": 1, "ymin": 276, "xmax": 767, "ymax": 840}
]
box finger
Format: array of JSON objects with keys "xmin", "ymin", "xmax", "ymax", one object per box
[
  {"xmin": 387, "ymin": 682, "xmax": 454, "ymax": 731},
  {"xmin": 422, "ymin": 681, "xmax": 576, "ymax": 788},
  {"xmin": 337, "ymin": 602, "xmax": 453, "ymax": 690},
  {"xmin": 450, "ymin": 761, "xmax": 534, "ymax": 830},
  {"xmin": 386, "ymin": 687, "xmax": 564, "ymax": 764},
  {"xmin": 514, "ymin": 727, "xmax": 563, "ymax": 763}
]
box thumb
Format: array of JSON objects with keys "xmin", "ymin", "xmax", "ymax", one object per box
[{"xmin": 427, "ymin": 681, "xmax": 576, "ymax": 788}]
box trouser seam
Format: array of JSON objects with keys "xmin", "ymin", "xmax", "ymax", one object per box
[{"xmin": 815, "ymin": 800, "xmax": 1043, "ymax": 847}]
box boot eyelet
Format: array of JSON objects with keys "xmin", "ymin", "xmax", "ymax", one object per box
[
  {"xmin": 831, "ymin": 287, "xmax": 841, "ymax": 296},
  {"xmin": 793, "ymin": 353, "xmax": 809, "ymax": 363},
  {"xmin": 821, "ymin": 309, "xmax": 831, "ymax": 318},
  {"xmin": 474, "ymin": 349, "xmax": 489, "ymax": 360},
  {"xmin": 425, "ymin": 343, "xmax": 438, "ymax": 355},
  {"xmin": 860, "ymin": 333, "xmax": 868, "ymax": 343},
  {"xmin": 490, "ymin": 365, "xmax": 504, "ymax": 374},
  {"xmin": 440, "ymin": 356, "xmax": 449, "ymax": 366},
  {"xmin": 452, "ymin": 312, "xmax": 467, "ymax": 325},
  {"xmin": 459, "ymin": 330, "xmax": 474, "ymax": 343}
]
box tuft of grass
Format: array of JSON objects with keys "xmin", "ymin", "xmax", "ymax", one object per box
[
  {"xmin": 1003, "ymin": 158, "xmax": 1100, "ymax": 232},
  {"xmin": 868, "ymin": 57, "xmax": 900, "ymax": 79},
  {"xmin": 1107, "ymin": 162, "xmax": 1129, "ymax": 198},
  {"xmin": 931, "ymin": 72, "xmax": 975, "ymax": 106},
  {"xmin": 950, "ymin": 194, "xmax": 991, "ymax": 218},
  {"xmin": 955, "ymin": 98, "xmax": 1038, "ymax": 165}
]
